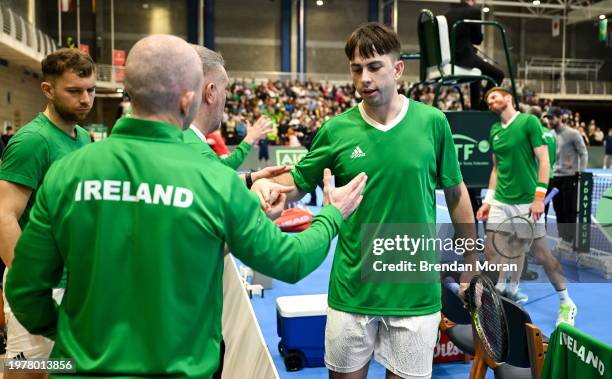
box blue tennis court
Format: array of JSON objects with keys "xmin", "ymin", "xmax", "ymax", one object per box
[{"xmin": 242, "ymin": 177, "xmax": 612, "ymax": 378}]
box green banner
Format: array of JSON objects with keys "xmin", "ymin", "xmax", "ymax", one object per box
[
  {"xmin": 542, "ymin": 323, "xmax": 611, "ymax": 379},
  {"xmin": 577, "ymin": 172, "xmax": 593, "ymax": 253},
  {"xmin": 275, "ymin": 149, "xmax": 307, "ymax": 166},
  {"xmin": 445, "ymin": 111, "xmax": 500, "ymax": 188}
]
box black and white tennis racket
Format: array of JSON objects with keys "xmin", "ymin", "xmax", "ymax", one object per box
[
  {"xmin": 466, "ymin": 274, "xmax": 509, "ymax": 363},
  {"xmin": 492, "ymin": 188, "xmax": 559, "ymax": 260}
]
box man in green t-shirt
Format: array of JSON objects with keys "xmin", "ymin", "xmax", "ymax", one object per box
[
  {"xmin": 476, "ymin": 87, "xmax": 576, "ymax": 326},
  {"xmin": 5, "ymin": 34, "xmax": 367, "ymax": 378},
  {"xmin": 0, "ymin": 48, "xmax": 95, "ymax": 374},
  {"xmin": 252, "ymin": 23, "xmax": 478, "ymax": 379}
]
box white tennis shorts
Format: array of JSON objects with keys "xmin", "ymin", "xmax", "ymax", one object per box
[
  {"xmin": 486, "ymin": 201, "xmax": 546, "ymax": 239},
  {"xmin": 3, "ymin": 270, "xmax": 64, "ymax": 359},
  {"xmin": 324, "ymin": 308, "xmax": 441, "ymax": 379}
]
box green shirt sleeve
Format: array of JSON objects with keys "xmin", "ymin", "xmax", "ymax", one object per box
[
  {"xmin": 221, "ymin": 141, "xmax": 252, "ymax": 170},
  {"xmin": 527, "ymin": 115, "xmax": 545, "ymax": 149},
  {"xmin": 225, "ymin": 174, "xmax": 342, "ymax": 284},
  {"xmin": 0, "ymin": 132, "xmax": 49, "ymax": 190},
  {"xmin": 436, "ymin": 113, "xmax": 463, "ymax": 188},
  {"xmin": 6, "ymin": 169, "xmax": 62, "ymax": 339},
  {"xmin": 291, "ymin": 124, "xmax": 334, "ymax": 193}
]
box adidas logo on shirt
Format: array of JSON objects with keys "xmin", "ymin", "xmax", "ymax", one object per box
[
  {"xmin": 494, "ymin": 135, "xmax": 500, "ymax": 141},
  {"xmin": 350, "ymin": 146, "xmax": 366, "ymax": 159}
]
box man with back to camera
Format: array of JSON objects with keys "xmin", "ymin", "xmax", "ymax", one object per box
[
  {"xmin": 252, "ymin": 22, "xmax": 479, "ymax": 379},
  {"xmin": 476, "ymin": 88, "xmax": 576, "ymax": 326},
  {"xmin": 0, "ymin": 48, "xmax": 95, "ymax": 379},
  {"xmin": 545, "ymin": 107, "xmax": 588, "ymax": 253},
  {"xmin": 444, "ymin": 0, "xmax": 504, "ymax": 109},
  {"xmin": 5, "ymin": 34, "xmax": 367, "ymax": 378}
]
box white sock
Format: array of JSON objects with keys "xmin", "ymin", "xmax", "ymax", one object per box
[{"xmin": 558, "ymin": 289, "xmax": 572, "ymax": 304}]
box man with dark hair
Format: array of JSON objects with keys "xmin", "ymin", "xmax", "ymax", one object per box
[
  {"xmin": 546, "ymin": 107, "xmax": 588, "ymax": 252},
  {"xmin": 444, "ymin": 0, "xmax": 504, "ymax": 109},
  {"xmin": 0, "ymin": 47, "xmax": 95, "ymax": 378},
  {"xmin": 5, "ymin": 35, "xmax": 367, "ymax": 378},
  {"xmin": 477, "ymin": 89, "xmax": 576, "ymax": 326},
  {"xmin": 253, "ymin": 22, "xmax": 477, "ymax": 379}
]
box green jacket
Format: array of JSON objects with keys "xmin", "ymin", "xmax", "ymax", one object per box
[
  {"xmin": 183, "ymin": 125, "xmax": 252, "ymax": 170},
  {"xmin": 6, "ymin": 117, "xmax": 343, "ymax": 378}
]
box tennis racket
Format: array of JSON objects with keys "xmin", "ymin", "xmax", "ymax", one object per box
[
  {"xmin": 466, "ymin": 274, "xmax": 509, "ymax": 363},
  {"xmin": 492, "ymin": 187, "xmax": 559, "ymax": 260}
]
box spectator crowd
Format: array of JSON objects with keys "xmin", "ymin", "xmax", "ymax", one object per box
[{"xmin": 215, "ymin": 80, "xmax": 609, "ymax": 156}]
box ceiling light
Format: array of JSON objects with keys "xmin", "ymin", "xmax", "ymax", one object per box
[
  {"xmin": 599, "ymin": 14, "xmax": 606, "ymax": 20},
  {"xmin": 316, "ymin": 0, "xmax": 324, "ymax": 5},
  {"xmin": 483, "ymin": 6, "xmax": 490, "ymax": 13},
  {"xmin": 532, "ymin": 0, "xmax": 541, "ymax": 5}
]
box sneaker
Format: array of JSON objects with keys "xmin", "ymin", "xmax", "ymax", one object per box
[
  {"xmin": 555, "ymin": 240, "xmax": 573, "ymax": 253},
  {"xmin": 556, "ymin": 302, "xmax": 577, "ymax": 326},
  {"xmin": 504, "ymin": 288, "xmax": 529, "ymax": 304}
]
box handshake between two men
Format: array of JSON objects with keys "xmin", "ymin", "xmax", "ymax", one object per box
[{"xmin": 249, "ymin": 167, "xmax": 368, "ymax": 221}]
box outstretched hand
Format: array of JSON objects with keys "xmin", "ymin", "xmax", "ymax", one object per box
[{"xmin": 322, "ymin": 169, "xmax": 367, "ymax": 219}]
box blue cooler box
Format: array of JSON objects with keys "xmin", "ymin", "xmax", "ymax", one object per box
[{"xmin": 276, "ymin": 294, "xmax": 327, "ymax": 371}]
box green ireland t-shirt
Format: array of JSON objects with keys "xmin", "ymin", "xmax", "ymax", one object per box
[
  {"xmin": 490, "ymin": 112, "xmax": 545, "ymax": 204},
  {"xmin": 292, "ymin": 96, "xmax": 463, "ymax": 316},
  {"xmin": 0, "ymin": 113, "xmax": 91, "ymax": 228}
]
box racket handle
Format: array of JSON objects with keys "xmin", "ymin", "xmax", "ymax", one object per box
[
  {"xmin": 544, "ymin": 187, "xmax": 559, "ymax": 205},
  {"xmin": 443, "ymin": 277, "xmax": 460, "ymax": 295}
]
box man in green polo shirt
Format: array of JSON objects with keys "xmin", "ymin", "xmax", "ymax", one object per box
[
  {"xmin": 476, "ymin": 87, "xmax": 576, "ymax": 326},
  {"xmin": 5, "ymin": 34, "xmax": 367, "ymax": 378},
  {"xmin": 0, "ymin": 48, "xmax": 95, "ymax": 375},
  {"xmin": 252, "ymin": 23, "xmax": 478, "ymax": 379}
]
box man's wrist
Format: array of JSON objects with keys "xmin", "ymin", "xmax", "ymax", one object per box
[{"xmin": 534, "ymin": 181, "xmax": 547, "ymax": 201}]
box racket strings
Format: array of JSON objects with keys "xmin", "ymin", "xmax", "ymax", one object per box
[
  {"xmin": 474, "ymin": 282, "xmax": 508, "ymax": 362},
  {"xmin": 493, "ymin": 215, "xmax": 535, "ymax": 259}
]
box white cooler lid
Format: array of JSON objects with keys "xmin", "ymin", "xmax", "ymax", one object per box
[{"xmin": 276, "ymin": 294, "xmax": 328, "ymax": 317}]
